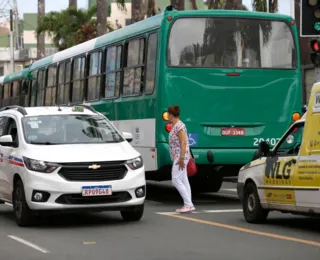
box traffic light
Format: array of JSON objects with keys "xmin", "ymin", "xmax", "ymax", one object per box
[
  {"xmin": 301, "ymin": 0, "xmax": 320, "ymax": 37},
  {"xmin": 310, "ymin": 39, "xmax": 320, "ymax": 65}
]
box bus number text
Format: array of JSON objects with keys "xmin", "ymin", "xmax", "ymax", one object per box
[{"xmin": 253, "ymin": 138, "xmax": 280, "ymax": 146}]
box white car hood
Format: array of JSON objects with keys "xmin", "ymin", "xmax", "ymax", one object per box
[{"xmin": 22, "ymin": 141, "xmax": 139, "ymax": 163}]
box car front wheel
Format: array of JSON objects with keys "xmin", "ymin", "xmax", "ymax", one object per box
[
  {"xmin": 13, "ymin": 180, "xmax": 34, "ymax": 227},
  {"xmin": 120, "ymin": 204, "xmax": 144, "ymax": 222},
  {"xmin": 243, "ymin": 182, "xmax": 268, "ymax": 223}
]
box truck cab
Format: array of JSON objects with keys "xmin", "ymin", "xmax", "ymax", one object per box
[{"xmin": 237, "ymin": 82, "xmax": 320, "ymax": 223}]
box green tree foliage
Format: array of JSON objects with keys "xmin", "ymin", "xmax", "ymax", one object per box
[
  {"xmin": 36, "ymin": 5, "xmax": 119, "ymax": 51},
  {"xmin": 252, "ymin": 0, "xmax": 278, "ymax": 13}
]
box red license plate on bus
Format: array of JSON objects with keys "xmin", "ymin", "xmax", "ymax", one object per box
[{"xmin": 221, "ymin": 128, "xmax": 245, "ymax": 136}]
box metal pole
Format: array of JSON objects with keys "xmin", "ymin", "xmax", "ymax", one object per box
[
  {"xmin": 9, "ymin": 9, "xmax": 14, "ymax": 73},
  {"xmin": 266, "ymin": 0, "xmax": 269, "ymax": 13},
  {"xmin": 315, "ymin": 67, "xmax": 320, "ymax": 83},
  {"xmin": 290, "ymin": 0, "xmax": 295, "ymax": 19}
]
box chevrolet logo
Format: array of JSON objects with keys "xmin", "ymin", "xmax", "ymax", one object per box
[{"xmin": 88, "ymin": 164, "xmax": 101, "ymax": 169}]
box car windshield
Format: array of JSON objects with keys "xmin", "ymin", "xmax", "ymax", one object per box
[{"xmin": 22, "ymin": 114, "xmax": 124, "ymax": 145}]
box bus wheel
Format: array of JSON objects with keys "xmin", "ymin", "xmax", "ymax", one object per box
[{"xmin": 189, "ymin": 171, "xmax": 223, "ymax": 193}]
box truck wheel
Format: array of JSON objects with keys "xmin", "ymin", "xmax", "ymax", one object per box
[
  {"xmin": 13, "ymin": 180, "xmax": 34, "ymax": 227},
  {"xmin": 121, "ymin": 204, "xmax": 144, "ymax": 222},
  {"xmin": 243, "ymin": 182, "xmax": 268, "ymax": 223}
]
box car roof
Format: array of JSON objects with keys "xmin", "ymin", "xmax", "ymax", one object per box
[{"xmin": 0, "ymin": 106, "xmax": 98, "ymax": 117}]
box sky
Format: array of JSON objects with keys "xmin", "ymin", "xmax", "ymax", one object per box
[{"xmin": 16, "ymin": 0, "xmax": 293, "ymax": 17}]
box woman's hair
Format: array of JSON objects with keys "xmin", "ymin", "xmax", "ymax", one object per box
[{"xmin": 167, "ymin": 105, "xmax": 180, "ymax": 117}]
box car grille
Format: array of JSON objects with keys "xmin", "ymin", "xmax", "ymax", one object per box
[
  {"xmin": 58, "ymin": 161, "xmax": 128, "ymax": 182},
  {"xmin": 55, "ymin": 191, "xmax": 132, "ymax": 205}
]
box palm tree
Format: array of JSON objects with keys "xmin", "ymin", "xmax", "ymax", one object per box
[
  {"xmin": 36, "ymin": 6, "xmax": 98, "ymax": 50},
  {"xmin": 131, "ymin": 0, "xmax": 145, "ymax": 23},
  {"xmin": 95, "ymin": 0, "xmax": 126, "ymax": 35},
  {"xmin": 97, "ymin": 0, "xmax": 107, "ymax": 36},
  {"xmin": 69, "ymin": 0, "xmax": 77, "ymax": 9},
  {"xmin": 171, "ymin": 0, "xmax": 185, "ymax": 10},
  {"xmin": 37, "ymin": 0, "xmax": 45, "ymax": 59},
  {"xmin": 206, "ymin": 0, "xmax": 248, "ymax": 10},
  {"xmin": 252, "ymin": 0, "xmax": 278, "ymax": 13},
  {"xmin": 190, "ymin": 0, "xmax": 198, "ymax": 9}
]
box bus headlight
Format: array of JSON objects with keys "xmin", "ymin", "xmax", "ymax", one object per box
[{"xmin": 286, "ymin": 135, "xmax": 295, "ymax": 144}]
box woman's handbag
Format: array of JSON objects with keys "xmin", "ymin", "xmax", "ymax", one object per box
[{"xmin": 187, "ymin": 148, "xmax": 198, "ymax": 177}]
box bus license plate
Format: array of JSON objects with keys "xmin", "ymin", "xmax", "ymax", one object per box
[
  {"xmin": 82, "ymin": 185, "xmax": 112, "ymax": 196},
  {"xmin": 221, "ymin": 128, "xmax": 245, "ymax": 136}
]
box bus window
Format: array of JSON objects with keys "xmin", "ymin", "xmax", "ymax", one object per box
[
  {"xmin": 0, "ymin": 84, "xmax": 2, "ymax": 107},
  {"xmin": 30, "ymin": 70, "xmax": 38, "ymax": 107},
  {"xmin": 104, "ymin": 45, "xmax": 121, "ymax": 99},
  {"xmin": 145, "ymin": 32, "xmax": 158, "ymax": 94},
  {"xmin": 46, "ymin": 66, "xmax": 57, "ymax": 106},
  {"xmin": 167, "ymin": 18, "xmax": 296, "ymax": 68},
  {"xmin": 3, "ymin": 83, "xmax": 10, "ymax": 107},
  {"xmin": 11, "ymin": 80, "xmax": 19, "ymax": 105},
  {"xmin": 71, "ymin": 56, "xmax": 85, "ymax": 103},
  {"xmin": 123, "ymin": 38, "xmax": 145, "ymax": 96},
  {"xmin": 36, "ymin": 70, "xmax": 46, "ymax": 106},
  {"xmin": 20, "ymin": 80, "xmax": 30, "ymax": 107},
  {"xmin": 87, "ymin": 51, "xmax": 102, "ymax": 101}
]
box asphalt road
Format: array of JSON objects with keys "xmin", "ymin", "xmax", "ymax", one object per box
[{"xmin": 0, "ymin": 180, "xmax": 320, "ymax": 259}]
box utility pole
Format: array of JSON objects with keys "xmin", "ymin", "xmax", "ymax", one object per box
[
  {"xmin": 9, "ymin": 9, "xmax": 14, "ymax": 73},
  {"xmin": 266, "ymin": 0, "xmax": 269, "ymax": 13},
  {"xmin": 13, "ymin": 0, "xmax": 20, "ymax": 49}
]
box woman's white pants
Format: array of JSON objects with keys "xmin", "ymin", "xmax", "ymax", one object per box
[{"xmin": 171, "ymin": 159, "xmax": 194, "ymax": 207}]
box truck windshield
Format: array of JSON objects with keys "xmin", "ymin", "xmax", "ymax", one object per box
[
  {"xmin": 22, "ymin": 114, "xmax": 124, "ymax": 145},
  {"xmin": 167, "ymin": 17, "xmax": 296, "ymax": 68}
]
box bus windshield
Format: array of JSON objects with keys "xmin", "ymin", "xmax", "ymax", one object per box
[{"xmin": 167, "ymin": 17, "xmax": 296, "ymax": 69}]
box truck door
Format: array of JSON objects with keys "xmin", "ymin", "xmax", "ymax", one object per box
[{"xmin": 263, "ymin": 122, "xmax": 304, "ymax": 206}]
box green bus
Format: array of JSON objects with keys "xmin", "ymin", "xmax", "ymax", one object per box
[{"xmin": 0, "ymin": 7, "xmax": 302, "ymax": 192}]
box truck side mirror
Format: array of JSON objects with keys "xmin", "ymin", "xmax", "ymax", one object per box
[
  {"xmin": 258, "ymin": 141, "xmax": 270, "ymax": 157},
  {"xmin": 252, "ymin": 141, "xmax": 270, "ymax": 160}
]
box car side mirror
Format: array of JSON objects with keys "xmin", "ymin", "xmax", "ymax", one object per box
[
  {"xmin": 0, "ymin": 134, "xmax": 15, "ymax": 147},
  {"xmin": 122, "ymin": 132, "xmax": 133, "ymax": 143}
]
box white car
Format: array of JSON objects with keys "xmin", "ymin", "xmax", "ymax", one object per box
[{"xmin": 0, "ymin": 105, "xmax": 146, "ymax": 226}]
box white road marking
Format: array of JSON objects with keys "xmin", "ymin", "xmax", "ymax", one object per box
[
  {"xmin": 156, "ymin": 208, "xmax": 242, "ymax": 215},
  {"xmin": 7, "ymin": 235, "xmax": 49, "ymax": 254},
  {"xmin": 202, "ymin": 209, "xmax": 242, "ymax": 213}
]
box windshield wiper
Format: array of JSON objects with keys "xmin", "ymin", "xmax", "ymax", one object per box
[{"xmin": 30, "ymin": 141, "xmax": 61, "ymax": 145}]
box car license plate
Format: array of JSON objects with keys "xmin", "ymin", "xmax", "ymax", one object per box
[
  {"xmin": 221, "ymin": 128, "xmax": 245, "ymax": 136},
  {"xmin": 82, "ymin": 185, "xmax": 112, "ymax": 196}
]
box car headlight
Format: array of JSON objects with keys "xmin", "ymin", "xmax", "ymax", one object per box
[
  {"xmin": 23, "ymin": 157, "xmax": 59, "ymax": 173},
  {"xmin": 126, "ymin": 156, "xmax": 143, "ymax": 170}
]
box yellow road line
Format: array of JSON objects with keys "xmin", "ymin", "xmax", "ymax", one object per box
[{"xmin": 163, "ymin": 213, "xmax": 320, "ymax": 247}]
